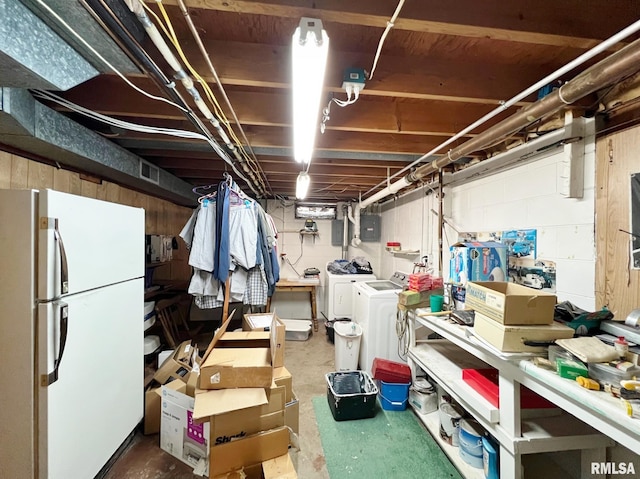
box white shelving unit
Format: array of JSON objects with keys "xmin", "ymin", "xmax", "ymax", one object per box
[{"xmin": 408, "ymin": 313, "xmax": 616, "ymax": 479}]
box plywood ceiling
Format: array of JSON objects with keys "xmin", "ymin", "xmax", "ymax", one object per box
[{"xmin": 51, "ymin": 0, "xmax": 640, "ymax": 202}]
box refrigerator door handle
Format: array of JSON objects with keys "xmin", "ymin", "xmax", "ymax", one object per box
[
  {"xmin": 41, "ymin": 302, "xmax": 69, "ymax": 387},
  {"xmin": 53, "ymin": 219, "xmax": 69, "ymax": 294}
]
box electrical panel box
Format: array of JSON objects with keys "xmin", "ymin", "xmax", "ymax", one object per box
[{"xmin": 360, "ymin": 215, "xmax": 381, "ymax": 242}]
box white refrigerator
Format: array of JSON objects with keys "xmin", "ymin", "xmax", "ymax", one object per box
[{"xmin": 0, "ymin": 189, "xmax": 145, "ymax": 479}]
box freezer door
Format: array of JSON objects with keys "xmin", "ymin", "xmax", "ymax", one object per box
[
  {"xmin": 37, "ymin": 279, "xmax": 143, "ymax": 479},
  {"xmin": 38, "ymin": 189, "xmax": 144, "ymax": 300}
]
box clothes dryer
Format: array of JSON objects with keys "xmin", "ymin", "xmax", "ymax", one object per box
[{"xmin": 324, "ymin": 262, "xmax": 376, "ymax": 322}]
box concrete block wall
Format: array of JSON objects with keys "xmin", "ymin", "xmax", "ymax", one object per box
[
  {"xmin": 380, "ymin": 118, "xmax": 597, "ymax": 310},
  {"xmin": 265, "ymin": 200, "xmax": 381, "ymax": 319}
]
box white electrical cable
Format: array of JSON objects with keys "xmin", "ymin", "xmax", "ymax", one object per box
[
  {"xmin": 34, "ymin": 0, "xmax": 188, "ymax": 113},
  {"xmin": 32, "ymin": 89, "xmax": 256, "ymax": 185},
  {"xmin": 368, "ymin": 0, "xmax": 406, "ymax": 80},
  {"xmin": 361, "ymin": 16, "xmax": 640, "ymax": 203}
]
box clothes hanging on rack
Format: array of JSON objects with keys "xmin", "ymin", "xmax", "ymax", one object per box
[{"xmin": 180, "ymin": 176, "xmax": 277, "ymax": 309}]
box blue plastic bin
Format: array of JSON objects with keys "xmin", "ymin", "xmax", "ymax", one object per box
[{"xmin": 379, "ymin": 381, "xmax": 411, "ymax": 411}]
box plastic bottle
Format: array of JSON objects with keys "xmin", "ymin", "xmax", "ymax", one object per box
[{"xmin": 615, "ymin": 336, "xmax": 629, "ymax": 358}]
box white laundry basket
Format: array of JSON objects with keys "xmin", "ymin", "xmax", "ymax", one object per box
[{"xmin": 334, "ymin": 321, "xmax": 363, "ymax": 371}]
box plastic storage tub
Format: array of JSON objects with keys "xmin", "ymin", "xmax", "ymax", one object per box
[
  {"xmin": 371, "ymin": 358, "xmax": 412, "ymax": 383},
  {"xmin": 379, "ymin": 380, "xmax": 411, "ymax": 411},
  {"xmin": 588, "ymin": 360, "xmax": 640, "ymax": 385},
  {"xmin": 326, "ymin": 371, "xmax": 378, "ymax": 421},
  {"xmin": 281, "ymin": 319, "xmax": 312, "ymax": 341},
  {"xmin": 462, "ymin": 368, "xmax": 556, "ymax": 408}
]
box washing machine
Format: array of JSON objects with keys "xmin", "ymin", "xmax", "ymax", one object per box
[
  {"xmin": 352, "ymin": 271, "xmax": 410, "ymax": 374},
  {"xmin": 324, "ymin": 262, "xmax": 376, "ymax": 322}
]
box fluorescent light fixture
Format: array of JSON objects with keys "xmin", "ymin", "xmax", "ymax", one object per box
[
  {"xmin": 296, "ymin": 171, "xmax": 311, "ymax": 199},
  {"xmin": 292, "ymin": 17, "xmax": 329, "ymax": 164}
]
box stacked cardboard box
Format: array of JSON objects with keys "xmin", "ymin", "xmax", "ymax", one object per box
[
  {"xmin": 145, "ymin": 312, "xmax": 297, "ymax": 478},
  {"xmin": 466, "ymin": 281, "xmax": 574, "ymax": 353}
]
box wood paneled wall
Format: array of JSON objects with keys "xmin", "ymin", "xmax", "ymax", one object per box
[
  {"xmin": 596, "ymin": 128, "xmax": 640, "ymax": 320},
  {"xmin": 0, "ymin": 150, "xmax": 193, "ymax": 282}
]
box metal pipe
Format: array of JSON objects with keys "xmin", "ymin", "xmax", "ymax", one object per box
[
  {"xmin": 360, "ymin": 34, "xmax": 640, "ymax": 209},
  {"xmin": 82, "ymin": 0, "xmax": 261, "ymax": 196},
  {"xmin": 437, "ymin": 171, "xmax": 444, "ymax": 277},
  {"xmin": 361, "ymin": 18, "xmax": 640, "ymax": 201},
  {"xmin": 342, "ymin": 204, "xmax": 349, "ymax": 259},
  {"xmin": 173, "ymin": 0, "xmax": 272, "ymax": 197},
  {"xmin": 407, "ymin": 36, "xmax": 640, "ymax": 183}
]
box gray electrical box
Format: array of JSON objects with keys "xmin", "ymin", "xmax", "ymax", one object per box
[
  {"xmin": 332, "ymin": 215, "xmax": 381, "ymax": 244},
  {"xmin": 360, "ymin": 215, "xmax": 381, "ymax": 242}
]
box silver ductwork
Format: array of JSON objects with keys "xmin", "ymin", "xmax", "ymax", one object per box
[{"xmin": 1, "ymin": 88, "xmax": 197, "ymax": 206}]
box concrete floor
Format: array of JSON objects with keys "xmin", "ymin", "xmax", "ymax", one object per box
[{"xmin": 103, "ymin": 322, "xmax": 336, "ymax": 478}]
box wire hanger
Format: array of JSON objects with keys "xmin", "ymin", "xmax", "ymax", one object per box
[{"xmin": 193, "ymin": 184, "xmax": 216, "ymax": 195}]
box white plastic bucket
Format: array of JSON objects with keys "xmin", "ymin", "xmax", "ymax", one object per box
[{"xmin": 334, "ymin": 322, "xmax": 362, "ymax": 371}]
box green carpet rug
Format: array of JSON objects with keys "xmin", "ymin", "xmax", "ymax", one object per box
[{"xmin": 313, "ymin": 396, "xmax": 462, "ymax": 478}]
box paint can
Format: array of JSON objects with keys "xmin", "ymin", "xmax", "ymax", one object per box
[
  {"xmin": 438, "ymin": 403, "xmax": 463, "ymax": 446},
  {"xmin": 458, "ymin": 418, "xmax": 485, "ymax": 468}
]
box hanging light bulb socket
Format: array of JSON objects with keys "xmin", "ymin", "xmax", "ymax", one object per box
[{"xmin": 296, "ymin": 171, "xmax": 311, "ymax": 199}]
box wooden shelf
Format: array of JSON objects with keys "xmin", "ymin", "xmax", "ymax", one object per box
[{"xmin": 386, "ymin": 249, "xmax": 420, "ymax": 255}]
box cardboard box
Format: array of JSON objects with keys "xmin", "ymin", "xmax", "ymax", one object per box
[
  {"xmin": 160, "ymin": 386, "xmax": 210, "ymax": 475},
  {"xmin": 209, "ymin": 427, "xmax": 290, "ymax": 477},
  {"xmin": 465, "ymin": 281, "xmax": 557, "ymax": 325},
  {"xmin": 285, "ymin": 390, "xmax": 299, "ymax": 435},
  {"xmin": 154, "ymin": 340, "xmax": 194, "ymax": 385},
  {"xmin": 273, "ymin": 366, "xmax": 293, "ymax": 403},
  {"xmin": 194, "ymin": 382, "xmax": 286, "ymax": 445},
  {"xmin": 199, "ymin": 317, "xmax": 276, "ymax": 390},
  {"xmin": 473, "ymin": 312, "xmax": 574, "ymax": 353},
  {"xmin": 399, "ymin": 289, "xmax": 444, "ymax": 306},
  {"xmin": 211, "ymin": 454, "xmax": 296, "ymax": 479},
  {"xmin": 144, "ymin": 378, "xmax": 186, "ymax": 435},
  {"xmin": 449, "ymin": 241, "xmax": 507, "ymax": 284},
  {"xmin": 262, "ymin": 453, "xmax": 297, "ymax": 479},
  {"xmin": 242, "ymin": 312, "xmax": 286, "ymax": 368}
]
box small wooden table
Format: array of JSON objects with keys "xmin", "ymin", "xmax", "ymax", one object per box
[{"xmin": 266, "ymin": 279, "xmax": 319, "ymax": 331}]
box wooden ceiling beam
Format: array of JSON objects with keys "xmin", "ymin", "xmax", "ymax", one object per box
[
  {"xmin": 156, "ymin": 0, "xmax": 632, "ymax": 50},
  {"xmin": 61, "ymin": 75, "xmax": 514, "ymax": 135},
  {"xmin": 114, "ymin": 125, "xmax": 449, "ymax": 155}
]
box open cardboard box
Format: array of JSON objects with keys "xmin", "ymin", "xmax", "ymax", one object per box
[
  {"xmin": 466, "ymin": 281, "xmax": 557, "ymax": 325},
  {"xmin": 144, "ymin": 377, "xmax": 186, "ymax": 435},
  {"xmin": 193, "ymin": 381, "xmax": 286, "ymax": 445},
  {"xmin": 160, "ymin": 385, "xmax": 211, "ymax": 476},
  {"xmin": 153, "ymin": 340, "xmax": 195, "ymax": 385},
  {"xmin": 211, "ymin": 453, "xmax": 297, "ymax": 479},
  {"xmin": 242, "ymin": 312, "xmax": 286, "ymax": 368},
  {"xmin": 198, "ymin": 315, "xmax": 280, "ymax": 390},
  {"xmin": 209, "ymin": 426, "xmax": 290, "ymax": 477}
]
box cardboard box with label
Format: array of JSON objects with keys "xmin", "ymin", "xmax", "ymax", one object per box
[
  {"xmin": 160, "ymin": 386, "xmax": 210, "ymax": 475},
  {"xmin": 199, "ymin": 317, "xmax": 279, "ymax": 390},
  {"xmin": 209, "ymin": 427, "xmax": 290, "ymax": 477},
  {"xmin": 473, "ymin": 312, "xmax": 574, "ymax": 352},
  {"xmin": 465, "ymin": 281, "xmax": 557, "ymax": 325},
  {"xmin": 144, "ymin": 378, "xmax": 186, "ymax": 435},
  {"xmin": 449, "ymin": 241, "xmax": 507, "ymax": 284},
  {"xmin": 193, "ymin": 382, "xmax": 285, "ymax": 446},
  {"xmin": 210, "ymin": 453, "xmax": 297, "ymax": 479},
  {"xmin": 154, "ymin": 340, "xmax": 194, "ymax": 385}
]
